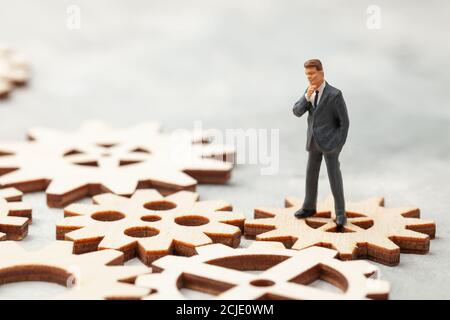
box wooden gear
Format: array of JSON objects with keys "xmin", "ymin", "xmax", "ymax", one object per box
[
  {"xmin": 57, "ymin": 189, "xmax": 245, "ymax": 265},
  {"xmin": 0, "ymin": 121, "xmax": 235, "ymax": 207},
  {"xmin": 135, "ymin": 241, "xmax": 390, "ymax": 300},
  {"xmin": 0, "ymin": 240, "xmax": 150, "ymax": 299},
  {"xmin": 245, "ymin": 195, "xmax": 436, "ymax": 266}
]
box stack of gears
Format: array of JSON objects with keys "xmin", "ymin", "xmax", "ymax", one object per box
[{"xmin": 0, "ymin": 49, "xmax": 437, "ymax": 300}]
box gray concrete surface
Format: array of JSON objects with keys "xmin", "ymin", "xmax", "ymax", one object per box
[{"xmin": 0, "ymin": 0, "xmax": 449, "ymax": 299}]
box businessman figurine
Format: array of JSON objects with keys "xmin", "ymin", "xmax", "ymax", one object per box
[{"xmin": 292, "ymin": 59, "xmax": 349, "ymax": 229}]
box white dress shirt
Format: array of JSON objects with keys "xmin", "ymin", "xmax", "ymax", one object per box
[{"xmin": 305, "ymin": 80, "xmax": 326, "ymax": 107}]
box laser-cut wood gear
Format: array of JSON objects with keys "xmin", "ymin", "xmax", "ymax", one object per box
[
  {"xmin": 245, "ymin": 195, "xmax": 436, "ymax": 266},
  {"xmin": 57, "ymin": 189, "xmax": 245, "ymax": 265},
  {"xmin": 135, "ymin": 241, "xmax": 390, "ymax": 300},
  {"xmin": 0, "ymin": 187, "xmax": 32, "ymax": 240},
  {"xmin": 0, "ymin": 46, "xmax": 29, "ymax": 98},
  {"xmin": 0, "ymin": 240, "xmax": 150, "ymax": 299},
  {"xmin": 0, "ymin": 121, "xmax": 235, "ymax": 207}
]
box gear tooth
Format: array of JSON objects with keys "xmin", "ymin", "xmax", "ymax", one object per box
[
  {"xmin": 193, "ymin": 199, "xmax": 231, "ymax": 212},
  {"xmin": 43, "ymin": 240, "xmax": 74, "ymax": 254},
  {"xmin": 0, "ymin": 168, "xmax": 35, "ymax": 186},
  {"xmin": 196, "ymin": 243, "xmax": 230, "ymax": 256},
  {"xmin": 92, "ymin": 193, "xmax": 127, "ymax": 205},
  {"xmin": 103, "ymin": 265, "xmax": 150, "ymax": 282},
  {"xmin": 135, "ymin": 273, "xmax": 163, "ymax": 287},
  {"xmin": 104, "ymin": 179, "xmax": 139, "ymax": 197},
  {"xmin": 64, "ymin": 225, "xmax": 98, "ymax": 241},
  {"xmin": 57, "ymin": 215, "xmax": 89, "ymax": 230},
  {"xmin": 344, "ymin": 260, "xmax": 379, "ymax": 276},
  {"xmin": 165, "ymin": 190, "xmax": 199, "ymax": 206},
  {"xmin": 131, "ymin": 189, "xmax": 164, "ymax": 204},
  {"xmin": 365, "ymin": 279, "xmax": 390, "ymax": 299},
  {"xmin": 246, "ymin": 216, "xmax": 276, "ymax": 228},
  {"xmin": 395, "ymin": 228, "xmax": 430, "ymax": 240},
  {"xmin": 152, "ymin": 255, "xmax": 189, "ymax": 271},
  {"xmin": 182, "ymin": 156, "xmax": 232, "ymax": 172},
  {"xmin": 0, "ymin": 241, "xmax": 24, "ymax": 256},
  {"xmin": 0, "ymin": 161, "xmax": 20, "ymax": 181},
  {"xmin": 64, "ymin": 203, "xmax": 94, "ymax": 216},
  {"xmin": 284, "ymin": 196, "xmax": 301, "ymax": 208},
  {"xmin": 79, "ymin": 248, "xmax": 124, "ymax": 267},
  {"xmin": 291, "ymin": 235, "xmax": 320, "ymax": 251},
  {"xmin": 301, "ymin": 245, "xmax": 339, "ymax": 259},
  {"xmin": 398, "ymin": 207, "xmax": 421, "ymax": 218},
  {"xmin": 46, "ymin": 179, "xmax": 89, "ymax": 203},
  {"xmin": 26, "ymin": 126, "xmax": 45, "ymax": 140},
  {"xmin": 404, "ymin": 218, "xmax": 436, "ymax": 237},
  {"xmin": 0, "ymin": 187, "xmax": 23, "ymax": 200},
  {"xmin": 256, "ymin": 228, "xmax": 287, "ymax": 240},
  {"xmin": 148, "ymin": 169, "xmax": 197, "ymax": 189},
  {"xmin": 27, "ymin": 126, "xmax": 59, "ymax": 142},
  {"xmin": 253, "ymin": 207, "xmax": 281, "ymax": 218},
  {"xmin": 248, "ymin": 241, "xmax": 285, "ymax": 251},
  {"xmin": 7, "ymin": 200, "xmax": 32, "ymax": 214}
]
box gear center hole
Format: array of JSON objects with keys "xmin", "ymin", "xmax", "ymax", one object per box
[
  {"xmin": 175, "ymin": 215, "xmax": 209, "ymax": 227},
  {"xmin": 0, "ymin": 265, "xmax": 76, "ymax": 299},
  {"xmin": 124, "ymin": 226, "xmax": 160, "ymax": 238},
  {"xmin": 250, "ymin": 279, "xmax": 275, "ymax": 287},
  {"xmin": 91, "ymin": 211, "xmax": 125, "ymax": 222},
  {"xmin": 144, "ymin": 200, "xmax": 177, "ymax": 211}
]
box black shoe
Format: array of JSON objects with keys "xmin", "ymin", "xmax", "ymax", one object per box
[
  {"xmin": 335, "ymin": 214, "xmax": 347, "ymax": 230},
  {"xmin": 294, "ymin": 208, "xmax": 317, "ymax": 219}
]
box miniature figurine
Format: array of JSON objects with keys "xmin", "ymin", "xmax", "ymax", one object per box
[{"xmin": 292, "ymin": 59, "xmax": 349, "ymax": 228}]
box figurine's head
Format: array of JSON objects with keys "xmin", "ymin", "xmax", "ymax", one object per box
[{"xmin": 304, "ymin": 59, "xmax": 324, "ymax": 87}]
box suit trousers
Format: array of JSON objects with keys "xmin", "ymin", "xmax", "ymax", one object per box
[{"xmin": 302, "ymin": 135, "xmax": 346, "ymax": 216}]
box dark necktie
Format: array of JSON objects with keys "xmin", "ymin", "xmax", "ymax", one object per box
[{"xmin": 313, "ymin": 90, "xmax": 319, "ymax": 110}]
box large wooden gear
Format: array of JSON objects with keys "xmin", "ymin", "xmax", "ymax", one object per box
[
  {"xmin": 57, "ymin": 189, "xmax": 245, "ymax": 265},
  {"xmin": 0, "ymin": 121, "xmax": 235, "ymax": 207},
  {"xmin": 135, "ymin": 241, "xmax": 390, "ymax": 300},
  {"xmin": 245, "ymin": 195, "xmax": 436, "ymax": 266}
]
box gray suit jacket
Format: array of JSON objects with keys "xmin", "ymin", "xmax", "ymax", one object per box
[{"xmin": 293, "ymin": 82, "xmax": 349, "ymax": 153}]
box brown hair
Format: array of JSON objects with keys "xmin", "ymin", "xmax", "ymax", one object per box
[{"xmin": 304, "ymin": 59, "xmax": 323, "ymax": 71}]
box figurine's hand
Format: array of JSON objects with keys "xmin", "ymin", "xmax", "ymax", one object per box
[{"xmin": 306, "ymin": 85, "xmax": 317, "ymax": 99}]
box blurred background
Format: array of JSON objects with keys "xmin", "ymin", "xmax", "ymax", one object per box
[{"xmin": 0, "ymin": 0, "xmax": 449, "ymax": 299}]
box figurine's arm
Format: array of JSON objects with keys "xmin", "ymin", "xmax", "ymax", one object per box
[
  {"xmin": 334, "ymin": 91, "xmax": 350, "ymax": 145},
  {"xmin": 293, "ymin": 93, "xmax": 312, "ymax": 117}
]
